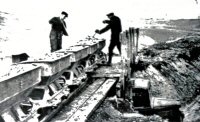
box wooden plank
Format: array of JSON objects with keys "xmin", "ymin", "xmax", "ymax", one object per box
[
  {"xmin": 67, "ymin": 78, "xmax": 117, "ymax": 122},
  {"xmin": 120, "ymin": 32, "xmax": 127, "ymax": 98},
  {"xmin": 136, "ymin": 28, "xmax": 139, "ymax": 55},
  {"xmin": 49, "ymin": 78, "xmax": 106, "ymax": 122},
  {"xmin": 41, "ymin": 80, "xmax": 89, "ymax": 122}
]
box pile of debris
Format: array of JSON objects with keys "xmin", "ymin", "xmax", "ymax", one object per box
[
  {"xmin": 139, "ymin": 33, "xmax": 200, "ymax": 103},
  {"xmin": 135, "ymin": 33, "xmax": 200, "ymax": 121},
  {"xmin": 88, "ymin": 33, "xmax": 200, "ymax": 122}
]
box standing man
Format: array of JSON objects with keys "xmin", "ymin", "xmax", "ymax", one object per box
[
  {"xmin": 49, "ymin": 11, "xmax": 68, "ymax": 52},
  {"xmin": 95, "ymin": 12, "xmax": 122, "ymax": 65}
]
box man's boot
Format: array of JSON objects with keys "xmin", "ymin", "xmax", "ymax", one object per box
[{"xmin": 107, "ymin": 53, "xmax": 112, "ymax": 66}]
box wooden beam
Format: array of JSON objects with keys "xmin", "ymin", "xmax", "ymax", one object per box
[{"xmin": 66, "ymin": 78, "xmax": 117, "ymax": 122}]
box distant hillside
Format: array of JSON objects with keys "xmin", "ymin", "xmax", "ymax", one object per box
[
  {"xmin": 162, "ymin": 19, "xmax": 200, "ymax": 30},
  {"xmin": 141, "ymin": 19, "xmax": 200, "ymax": 43}
]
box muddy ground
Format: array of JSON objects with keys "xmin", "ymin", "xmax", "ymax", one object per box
[{"xmin": 87, "ymin": 19, "xmax": 200, "ymax": 122}]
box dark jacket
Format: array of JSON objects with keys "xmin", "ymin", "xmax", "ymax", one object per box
[
  {"xmin": 49, "ymin": 17, "xmax": 68, "ymax": 36},
  {"xmin": 99, "ymin": 15, "xmax": 122, "ymax": 35}
]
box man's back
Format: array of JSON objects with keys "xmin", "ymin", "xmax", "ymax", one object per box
[{"xmin": 110, "ymin": 16, "xmax": 122, "ymax": 33}]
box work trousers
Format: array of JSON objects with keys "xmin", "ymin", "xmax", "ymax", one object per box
[
  {"xmin": 108, "ymin": 33, "xmax": 121, "ymax": 63},
  {"xmin": 50, "ymin": 29, "xmax": 62, "ymax": 52}
]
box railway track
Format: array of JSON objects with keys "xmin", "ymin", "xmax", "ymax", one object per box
[
  {"xmin": 0, "ymin": 38, "xmax": 110, "ymax": 122},
  {"xmin": 34, "ymin": 53, "xmax": 114, "ymax": 122},
  {"xmin": 48, "ymin": 78, "xmax": 117, "ymax": 122},
  {"xmin": 37, "ymin": 55, "xmax": 122, "ymax": 122}
]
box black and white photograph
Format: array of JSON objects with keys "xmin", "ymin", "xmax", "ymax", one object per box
[{"xmin": 0, "ymin": 0, "xmax": 200, "ymax": 122}]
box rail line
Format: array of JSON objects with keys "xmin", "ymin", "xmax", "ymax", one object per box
[
  {"xmin": 0, "ymin": 38, "xmax": 109, "ymax": 122},
  {"xmin": 48, "ymin": 78, "xmax": 118, "ymax": 122}
]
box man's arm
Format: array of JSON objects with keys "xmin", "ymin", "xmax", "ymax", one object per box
[
  {"xmin": 63, "ymin": 29, "xmax": 68, "ymax": 36},
  {"xmin": 99, "ymin": 24, "xmax": 111, "ymax": 34},
  {"xmin": 103, "ymin": 20, "xmax": 110, "ymax": 24},
  {"xmin": 62, "ymin": 21, "xmax": 68, "ymax": 36},
  {"xmin": 95, "ymin": 20, "xmax": 111, "ymax": 34}
]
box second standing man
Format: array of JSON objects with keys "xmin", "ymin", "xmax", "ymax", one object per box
[{"xmin": 95, "ymin": 12, "xmax": 122, "ymax": 66}]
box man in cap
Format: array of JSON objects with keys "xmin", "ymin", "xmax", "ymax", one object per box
[
  {"xmin": 95, "ymin": 12, "xmax": 122, "ymax": 66},
  {"xmin": 49, "ymin": 11, "xmax": 68, "ymax": 52}
]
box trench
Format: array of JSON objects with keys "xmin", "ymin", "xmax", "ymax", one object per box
[{"xmin": 87, "ymin": 33, "xmax": 200, "ymax": 122}]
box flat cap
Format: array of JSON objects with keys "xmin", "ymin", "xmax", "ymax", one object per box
[
  {"xmin": 107, "ymin": 12, "xmax": 114, "ymax": 17},
  {"xmin": 61, "ymin": 11, "xmax": 68, "ymax": 17}
]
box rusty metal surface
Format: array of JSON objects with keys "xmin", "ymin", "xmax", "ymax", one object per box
[
  {"xmin": 56, "ymin": 45, "xmax": 90, "ymax": 62},
  {"xmin": 0, "ymin": 64, "xmax": 41, "ymax": 102},
  {"xmin": 49, "ymin": 78, "xmax": 118, "ymax": 122},
  {"xmin": 49, "ymin": 78, "xmax": 106, "ymax": 122},
  {"xmin": 22, "ymin": 53, "xmax": 71, "ymax": 76}
]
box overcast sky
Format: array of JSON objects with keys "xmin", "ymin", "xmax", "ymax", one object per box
[
  {"xmin": 0, "ymin": 0, "xmax": 199, "ymax": 57},
  {"xmin": 1, "ymin": 0, "xmax": 199, "ymax": 32},
  {"xmin": 1, "ymin": 0, "xmax": 199, "ymax": 34},
  {"xmin": 1, "ymin": 0, "xmax": 199, "ymax": 18}
]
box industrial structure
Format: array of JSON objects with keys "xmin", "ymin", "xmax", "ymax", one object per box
[{"xmin": 0, "ymin": 28, "xmax": 182, "ymax": 122}]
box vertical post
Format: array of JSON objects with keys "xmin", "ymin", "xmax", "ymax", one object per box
[
  {"xmin": 131, "ymin": 27, "xmax": 135, "ymax": 65},
  {"xmin": 127, "ymin": 27, "xmax": 135, "ymax": 101},
  {"xmin": 136, "ymin": 28, "xmax": 140, "ymax": 56},
  {"xmin": 132, "ymin": 28, "xmax": 135, "ymax": 50},
  {"xmin": 125, "ymin": 30, "xmax": 130, "ymax": 60},
  {"xmin": 129, "ymin": 28, "xmax": 135, "ymax": 109},
  {"xmin": 126, "ymin": 30, "xmax": 131, "ymax": 79},
  {"xmin": 119, "ymin": 33, "xmax": 123, "ymax": 98},
  {"xmin": 120, "ymin": 32, "xmax": 127, "ymax": 99},
  {"xmin": 125, "ymin": 30, "xmax": 130, "ymax": 99},
  {"xmin": 129, "ymin": 28, "xmax": 133, "ymax": 65}
]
